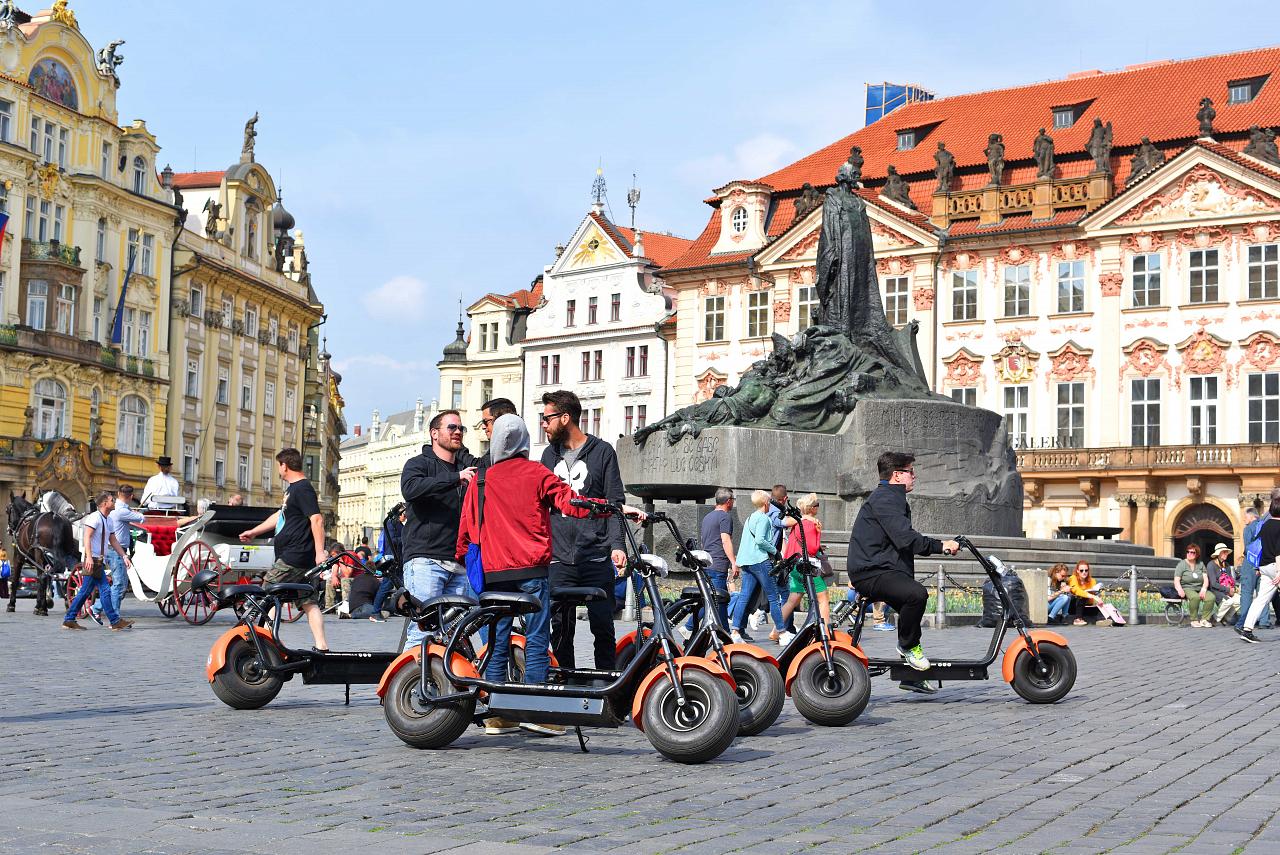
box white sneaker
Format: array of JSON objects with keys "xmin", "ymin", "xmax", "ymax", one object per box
[
  {"xmin": 777, "ymin": 631, "xmax": 796, "ymax": 646},
  {"xmin": 747, "ymin": 610, "xmax": 765, "ymax": 632},
  {"xmin": 730, "ymin": 630, "xmax": 744, "ymax": 644}
]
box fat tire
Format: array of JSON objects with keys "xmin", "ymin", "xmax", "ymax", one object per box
[
  {"xmin": 383, "ymin": 656, "xmax": 474, "ymax": 749},
  {"xmin": 728, "ymin": 654, "xmax": 784, "ymax": 737},
  {"xmin": 616, "ymin": 639, "xmax": 636, "ymax": 672},
  {"xmin": 1010, "ymin": 643, "xmax": 1076, "ymax": 704},
  {"xmin": 790, "ymin": 648, "xmax": 871, "ymax": 726},
  {"xmin": 210, "ymin": 637, "xmax": 284, "ymax": 710},
  {"xmin": 641, "ymin": 667, "xmax": 738, "ymax": 764}
]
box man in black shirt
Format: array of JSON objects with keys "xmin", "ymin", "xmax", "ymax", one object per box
[{"xmin": 240, "ymin": 448, "xmax": 328, "ymax": 651}]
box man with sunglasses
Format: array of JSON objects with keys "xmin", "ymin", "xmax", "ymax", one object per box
[
  {"xmin": 847, "ymin": 450, "xmax": 959, "ymax": 695},
  {"xmin": 476, "ymin": 397, "xmax": 518, "ymax": 465},
  {"xmin": 399, "ymin": 409, "xmax": 480, "ymax": 652}
]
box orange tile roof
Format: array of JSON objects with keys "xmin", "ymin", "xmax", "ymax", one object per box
[
  {"xmin": 172, "ymin": 170, "xmax": 225, "ymax": 189},
  {"xmin": 662, "ymin": 207, "xmax": 755, "ymax": 272},
  {"xmin": 615, "ymin": 226, "xmax": 695, "ymax": 268}
]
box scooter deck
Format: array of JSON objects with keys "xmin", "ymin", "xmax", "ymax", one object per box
[
  {"xmin": 885, "ymin": 663, "xmax": 989, "ymax": 682},
  {"xmin": 299, "ymin": 650, "xmax": 398, "ymax": 685},
  {"xmin": 485, "ymin": 692, "xmax": 624, "ymax": 727}
]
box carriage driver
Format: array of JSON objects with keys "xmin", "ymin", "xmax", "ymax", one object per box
[
  {"xmin": 141, "ymin": 455, "xmax": 181, "ymax": 509},
  {"xmin": 239, "ymin": 449, "xmax": 330, "ymax": 652},
  {"xmin": 63, "ymin": 491, "xmax": 134, "ymax": 631}
]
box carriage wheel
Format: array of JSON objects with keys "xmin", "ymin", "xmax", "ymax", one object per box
[
  {"xmin": 280, "ymin": 600, "xmax": 304, "ymax": 623},
  {"xmin": 66, "ymin": 566, "xmax": 95, "ymax": 619},
  {"xmin": 156, "ymin": 593, "xmax": 178, "ymax": 618},
  {"xmin": 172, "ymin": 542, "xmax": 222, "ymax": 626}
]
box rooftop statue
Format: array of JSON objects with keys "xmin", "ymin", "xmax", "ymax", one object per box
[
  {"xmin": 933, "ymin": 142, "xmax": 955, "ymax": 193},
  {"xmin": 635, "ymin": 163, "xmax": 938, "ymax": 445},
  {"xmin": 1033, "ymin": 128, "xmax": 1055, "ymax": 179},
  {"xmin": 1197, "ymin": 97, "xmax": 1216, "ymax": 137}
]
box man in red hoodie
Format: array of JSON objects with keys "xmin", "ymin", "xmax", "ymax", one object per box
[{"xmin": 457, "ymin": 414, "xmax": 642, "ymax": 736}]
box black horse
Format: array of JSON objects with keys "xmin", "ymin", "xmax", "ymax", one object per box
[{"xmin": 6, "ymin": 493, "xmax": 79, "ymax": 616}]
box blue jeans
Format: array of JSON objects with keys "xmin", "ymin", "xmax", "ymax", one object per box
[
  {"xmin": 403, "ymin": 557, "xmax": 472, "ymax": 652},
  {"xmin": 65, "ymin": 567, "xmax": 119, "ymax": 624},
  {"xmin": 371, "ymin": 574, "xmax": 394, "ymax": 614},
  {"xmin": 687, "ymin": 569, "xmax": 729, "ymax": 630},
  {"xmin": 1048, "ymin": 593, "xmax": 1072, "ymax": 621},
  {"xmin": 92, "ymin": 553, "xmax": 128, "ymax": 617},
  {"xmin": 484, "ymin": 578, "xmax": 550, "ymax": 684},
  {"xmin": 733, "ymin": 561, "xmax": 784, "ymax": 633},
  {"xmin": 1236, "ymin": 566, "xmax": 1274, "ymax": 629}
]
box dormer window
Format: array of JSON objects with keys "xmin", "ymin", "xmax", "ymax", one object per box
[
  {"xmin": 1229, "ymin": 75, "xmax": 1269, "ymax": 104},
  {"xmin": 132, "ymin": 156, "xmax": 146, "ymax": 193},
  {"xmin": 1053, "ymin": 106, "xmax": 1078, "ymax": 129},
  {"xmin": 730, "ymin": 206, "xmax": 748, "ymax": 233},
  {"xmin": 896, "ymin": 129, "xmax": 916, "ymax": 150}
]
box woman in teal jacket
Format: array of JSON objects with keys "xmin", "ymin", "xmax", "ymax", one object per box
[{"xmin": 731, "ymin": 490, "xmax": 791, "ymax": 645}]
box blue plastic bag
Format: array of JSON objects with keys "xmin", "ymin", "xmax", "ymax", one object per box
[{"xmin": 464, "ymin": 543, "xmax": 485, "ymax": 595}]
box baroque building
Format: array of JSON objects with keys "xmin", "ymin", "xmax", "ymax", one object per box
[
  {"xmin": 302, "ymin": 331, "xmax": 344, "ymax": 528},
  {"xmin": 0, "ymin": 4, "xmax": 175, "ymax": 512},
  {"xmin": 659, "ymin": 46, "xmax": 1280, "ymax": 557},
  {"xmin": 520, "ymin": 205, "xmax": 692, "ymax": 450},
  {"xmin": 166, "ymin": 127, "xmax": 323, "ymax": 509}
]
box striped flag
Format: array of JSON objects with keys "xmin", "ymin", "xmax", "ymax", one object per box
[{"xmin": 110, "ymin": 249, "xmax": 136, "ymax": 345}]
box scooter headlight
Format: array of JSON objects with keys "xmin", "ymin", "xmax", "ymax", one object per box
[
  {"xmin": 689, "ymin": 549, "xmax": 712, "ymax": 569},
  {"xmin": 640, "ymin": 554, "xmax": 670, "ymax": 577}
]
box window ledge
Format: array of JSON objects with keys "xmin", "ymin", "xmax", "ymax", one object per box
[
  {"xmin": 996, "ymin": 314, "xmax": 1035, "ymax": 322},
  {"xmin": 698, "ymin": 339, "xmax": 728, "ymax": 346},
  {"xmin": 1047, "ymin": 311, "xmax": 1089, "ymax": 319},
  {"xmin": 1120, "ymin": 305, "xmax": 1169, "ymax": 314},
  {"xmin": 941, "ymin": 318, "xmax": 982, "ymax": 327},
  {"xmin": 740, "ymin": 334, "xmax": 772, "ymax": 343},
  {"xmin": 1240, "ymin": 297, "xmax": 1280, "ymax": 305},
  {"xmin": 1178, "ymin": 301, "xmax": 1228, "ymax": 310}
]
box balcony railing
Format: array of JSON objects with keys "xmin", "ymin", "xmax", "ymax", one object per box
[
  {"xmin": 0, "ymin": 325, "xmax": 155, "ymax": 377},
  {"xmin": 931, "ymin": 172, "xmax": 1114, "ymax": 228},
  {"xmin": 1017, "ymin": 443, "xmax": 1279, "ymax": 473},
  {"xmin": 22, "ymin": 239, "xmax": 82, "ymax": 267}
]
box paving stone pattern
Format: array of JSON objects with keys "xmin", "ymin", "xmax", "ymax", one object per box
[{"xmin": 3, "ymin": 604, "xmax": 1280, "ymax": 854}]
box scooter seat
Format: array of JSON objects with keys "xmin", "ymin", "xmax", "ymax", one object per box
[
  {"xmin": 680, "ymin": 585, "xmax": 732, "ymax": 606},
  {"xmin": 421, "ymin": 594, "xmax": 478, "ymax": 611},
  {"xmin": 478, "ymin": 591, "xmax": 542, "ymax": 616},
  {"xmin": 264, "ymin": 582, "xmax": 316, "ymax": 600},
  {"xmin": 551, "ymin": 586, "xmax": 608, "ymax": 605},
  {"xmin": 217, "ymin": 583, "xmax": 264, "ymax": 606}
]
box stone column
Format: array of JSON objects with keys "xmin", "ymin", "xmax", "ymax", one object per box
[
  {"xmin": 1114, "ymin": 493, "xmax": 1136, "ymax": 541},
  {"xmin": 1133, "ymin": 493, "xmax": 1152, "ymax": 547},
  {"xmin": 1151, "ymin": 494, "xmax": 1169, "ymax": 556},
  {"xmin": 1016, "ymin": 567, "xmax": 1049, "ymax": 624}
]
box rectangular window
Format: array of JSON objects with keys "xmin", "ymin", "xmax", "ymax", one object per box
[
  {"xmin": 798, "ymin": 285, "xmax": 819, "ymax": 329},
  {"xmin": 896, "ymin": 129, "xmax": 916, "ymax": 150},
  {"xmin": 92, "ymin": 297, "xmax": 103, "ymax": 341},
  {"xmin": 638, "ymin": 345, "xmax": 649, "ymax": 376},
  {"xmin": 566, "ymin": 300, "xmax": 576, "ymax": 327},
  {"xmin": 264, "ymin": 381, "xmax": 275, "ymax": 417},
  {"xmin": 54, "ymin": 284, "xmax": 74, "ymax": 334},
  {"xmin": 284, "ymin": 388, "xmax": 295, "ymax": 421},
  {"xmin": 1229, "ymin": 75, "xmax": 1268, "ymax": 104},
  {"xmin": 1052, "ymin": 107, "xmax": 1076, "ymax": 129},
  {"xmin": 951, "ymin": 270, "xmax": 978, "ymax": 321},
  {"xmin": 57, "ymin": 128, "xmax": 67, "ymax": 168},
  {"xmin": 244, "ymin": 304, "xmax": 258, "ymax": 337},
  {"xmin": 489, "ymin": 323, "xmax": 500, "ymax": 351},
  {"xmin": 588, "ymin": 296, "xmax": 598, "ymax": 325},
  {"xmin": 480, "ymin": 379, "xmax": 493, "ymax": 403},
  {"xmin": 268, "ymin": 316, "xmax": 278, "ymax": 340},
  {"xmin": 262, "ymin": 459, "xmax": 271, "ymax": 492},
  {"xmin": 592, "ymin": 408, "xmax": 601, "ymax": 436},
  {"xmin": 183, "ymin": 444, "xmax": 196, "ymax": 482},
  {"xmin": 1248, "ymin": 244, "xmax": 1279, "ymax": 300},
  {"xmin": 593, "ymin": 350, "xmax": 603, "ymax": 381},
  {"xmin": 703, "ymin": 296, "xmax": 725, "ymax": 341},
  {"xmin": 238, "ymin": 455, "xmax": 250, "ymax": 490},
  {"xmin": 551, "ymin": 354, "xmax": 560, "ymax": 384},
  {"xmin": 121, "ymin": 308, "xmax": 135, "ymax": 353},
  {"xmin": 52, "ymin": 204, "xmax": 64, "ymax": 242},
  {"xmin": 1248, "ymin": 372, "xmax": 1280, "ymax": 443},
  {"xmin": 746, "ymin": 291, "xmax": 771, "ymax": 337},
  {"xmin": 1131, "ymin": 253, "xmax": 1161, "ymax": 308},
  {"xmin": 185, "ymin": 359, "xmax": 199, "ymax": 397},
  {"xmin": 1003, "ymin": 385, "xmax": 1029, "ymax": 448},
  {"xmin": 1003, "ymin": 265, "xmax": 1030, "ymax": 317},
  {"xmin": 28, "ymin": 115, "xmax": 37, "ymax": 153},
  {"xmin": 625, "ymin": 346, "xmax": 635, "ymax": 378},
  {"xmin": 216, "ymin": 367, "xmax": 229, "ymax": 405},
  {"xmin": 214, "ymin": 451, "xmax": 226, "ymax": 488},
  {"xmin": 1056, "ymin": 382, "xmax": 1085, "ymax": 447},
  {"xmin": 23, "ymin": 195, "xmax": 33, "ymax": 240},
  {"xmin": 1189, "ymin": 376, "xmax": 1218, "ymax": 445},
  {"xmin": 884, "ymin": 276, "xmax": 909, "ymax": 325},
  {"xmin": 42, "ymin": 121, "xmax": 53, "ymax": 163},
  {"xmin": 581, "ymin": 351, "xmax": 590, "ymax": 382},
  {"xmin": 141, "ymin": 234, "xmax": 155, "ymax": 276},
  {"xmin": 127, "ymin": 228, "xmax": 139, "ymax": 266},
  {"xmin": 451, "ymin": 380, "xmax": 463, "ymax": 410},
  {"xmin": 625, "ymin": 406, "xmax": 634, "ymax": 435},
  {"xmin": 539, "ymin": 355, "xmax": 548, "ymax": 385},
  {"xmin": 241, "ymin": 373, "xmax": 254, "ymax": 410},
  {"xmin": 611, "ymin": 292, "xmax": 621, "ymax": 322},
  {"xmin": 95, "ymin": 219, "xmax": 106, "ymax": 262},
  {"xmin": 1188, "ymin": 249, "xmax": 1219, "ymax": 304},
  {"xmin": 37, "ymin": 200, "xmax": 49, "ymax": 242},
  {"xmin": 26, "ymin": 280, "xmax": 48, "ymax": 329},
  {"xmin": 1131, "ymin": 378, "xmax": 1161, "ymax": 446},
  {"xmin": 101, "ymin": 142, "xmax": 111, "ymax": 179},
  {"xmin": 1057, "ymin": 260, "xmax": 1085, "ymax": 313},
  {"xmin": 0, "ymin": 99, "xmax": 12, "ymax": 142},
  {"xmin": 637, "ymin": 404, "xmax": 647, "ymax": 429},
  {"xmin": 189, "ymin": 286, "xmax": 203, "ymax": 317},
  {"xmin": 138, "ymin": 310, "xmax": 151, "ymax": 355},
  {"xmin": 950, "ymin": 388, "xmax": 976, "ymax": 406},
  {"xmin": 287, "ymin": 327, "xmax": 299, "ymax": 353}
]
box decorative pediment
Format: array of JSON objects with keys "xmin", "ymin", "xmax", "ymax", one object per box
[
  {"xmin": 564, "ymin": 222, "xmax": 624, "ymax": 270},
  {"xmin": 1177, "ymin": 328, "xmax": 1229, "ymax": 376},
  {"xmin": 692, "ymin": 367, "xmax": 728, "ymax": 403},
  {"xmin": 1115, "ymin": 165, "xmax": 1280, "ymax": 227},
  {"xmin": 993, "ymin": 342, "xmax": 1039, "ymax": 384},
  {"xmin": 756, "ymin": 200, "xmax": 932, "ymax": 268},
  {"xmin": 779, "ymin": 226, "xmax": 820, "ymax": 262},
  {"xmin": 941, "ymin": 348, "xmax": 983, "ymax": 387},
  {"xmin": 1242, "ymin": 331, "xmax": 1280, "ymax": 372},
  {"xmin": 1047, "ymin": 341, "xmax": 1094, "ymax": 383},
  {"xmin": 1122, "ymin": 337, "xmax": 1170, "ymax": 377}
]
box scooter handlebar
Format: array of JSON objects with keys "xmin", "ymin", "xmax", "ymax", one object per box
[{"xmin": 570, "ymin": 498, "xmax": 613, "ymax": 514}]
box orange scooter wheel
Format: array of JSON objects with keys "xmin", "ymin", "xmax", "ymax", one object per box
[
  {"xmin": 1009, "ymin": 643, "xmax": 1076, "ymax": 704},
  {"xmin": 210, "ymin": 636, "xmax": 284, "ymax": 710},
  {"xmin": 383, "ymin": 654, "xmax": 475, "ymax": 749}
]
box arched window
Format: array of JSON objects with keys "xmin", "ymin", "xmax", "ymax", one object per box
[
  {"xmin": 33, "ymin": 378, "xmax": 67, "ymax": 440},
  {"xmin": 117, "ymin": 394, "xmax": 148, "ymax": 455},
  {"xmin": 132, "ymin": 156, "xmax": 146, "ymax": 194},
  {"xmin": 95, "ymin": 217, "xmax": 107, "ymax": 262},
  {"xmin": 730, "ymin": 206, "xmax": 748, "ymax": 233}
]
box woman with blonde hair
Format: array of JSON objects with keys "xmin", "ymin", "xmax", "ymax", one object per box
[
  {"xmin": 732, "ymin": 490, "xmax": 789, "ymax": 644},
  {"xmin": 780, "ymin": 493, "xmax": 830, "ymax": 627}
]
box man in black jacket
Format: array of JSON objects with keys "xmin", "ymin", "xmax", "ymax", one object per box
[
  {"xmin": 540, "ymin": 390, "xmax": 626, "ymax": 669},
  {"xmin": 847, "ymin": 451, "xmax": 958, "ymax": 694},
  {"xmin": 399, "ymin": 409, "xmax": 479, "ymax": 652}
]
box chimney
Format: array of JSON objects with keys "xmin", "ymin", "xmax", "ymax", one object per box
[
  {"xmin": 413, "ymin": 398, "xmax": 425, "ymax": 432},
  {"xmin": 353, "ymin": 424, "xmax": 362, "ymax": 437}
]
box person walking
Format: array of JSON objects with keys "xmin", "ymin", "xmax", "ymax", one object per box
[
  {"xmin": 694, "ymin": 488, "xmax": 738, "ymax": 631},
  {"xmin": 398, "ymin": 410, "xmax": 480, "ymax": 652},
  {"xmin": 239, "ymin": 449, "xmax": 328, "ymax": 652},
  {"xmin": 89, "ymin": 485, "xmax": 144, "ymax": 625},
  {"xmin": 1173, "ymin": 545, "xmax": 1212, "ymax": 627},
  {"xmin": 731, "ymin": 490, "xmax": 788, "ymax": 644},
  {"xmin": 1238, "ymin": 489, "xmax": 1280, "ymax": 643},
  {"xmin": 540, "ymin": 390, "xmax": 628, "ymax": 671},
  {"xmin": 1235, "ymin": 507, "xmax": 1272, "ymax": 630},
  {"xmin": 778, "ymin": 493, "xmax": 831, "ymax": 629},
  {"xmin": 846, "ymin": 451, "xmax": 959, "ymax": 695},
  {"xmin": 62, "ymin": 491, "xmax": 133, "ymax": 631}
]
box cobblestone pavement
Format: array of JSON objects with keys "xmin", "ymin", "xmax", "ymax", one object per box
[{"xmin": 3, "ymin": 602, "xmax": 1280, "ymax": 855}]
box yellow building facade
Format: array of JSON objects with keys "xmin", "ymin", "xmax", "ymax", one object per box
[{"xmin": 0, "ymin": 4, "xmax": 175, "ymax": 511}]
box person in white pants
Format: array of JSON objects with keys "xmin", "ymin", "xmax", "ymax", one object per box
[{"xmin": 1238, "ymin": 490, "xmax": 1280, "ymax": 644}]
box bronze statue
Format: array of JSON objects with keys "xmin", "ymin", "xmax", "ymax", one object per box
[
  {"xmin": 933, "ymin": 142, "xmax": 955, "ymax": 193},
  {"xmin": 1127, "ymin": 137, "xmax": 1165, "ymax": 183},
  {"xmin": 97, "ymin": 39, "xmax": 125, "ymax": 80},
  {"xmin": 203, "ymin": 198, "xmax": 221, "ymax": 238},
  {"xmin": 1086, "ymin": 119, "xmax": 1113, "ymax": 173},
  {"xmin": 793, "ymin": 182, "xmax": 823, "ymax": 223},
  {"xmin": 881, "ymin": 165, "xmax": 916, "ymax": 209},
  {"xmin": 984, "ymin": 134, "xmax": 1005, "ymax": 186},
  {"xmin": 1033, "ymin": 128, "xmax": 1055, "ymax": 179},
  {"xmin": 241, "ymin": 112, "xmax": 259, "ymax": 163},
  {"xmin": 1244, "ymin": 125, "xmax": 1280, "ymax": 166},
  {"xmin": 846, "ymin": 146, "xmax": 864, "ymax": 185},
  {"xmin": 1197, "ymin": 97, "xmax": 1216, "ymax": 137}
]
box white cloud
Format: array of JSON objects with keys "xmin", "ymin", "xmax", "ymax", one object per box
[
  {"xmin": 361, "ymin": 275, "xmax": 428, "ymax": 323},
  {"xmin": 677, "ymin": 133, "xmax": 799, "ymax": 188}
]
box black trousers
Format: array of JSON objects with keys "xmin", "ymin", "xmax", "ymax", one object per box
[
  {"xmin": 550, "ymin": 560, "xmax": 617, "ymax": 670},
  {"xmin": 849, "ymin": 571, "xmax": 928, "ymax": 649}
]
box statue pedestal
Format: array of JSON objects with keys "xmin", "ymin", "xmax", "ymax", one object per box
[{"xmin": 619, "ymin": 398, "xmax": 1023, "ymax": 538}]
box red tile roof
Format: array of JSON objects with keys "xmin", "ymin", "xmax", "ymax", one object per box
[
  {"xmin": 615, "ymin": 226, "xmax": 695, "ymax": 268},
  {"xmin": 662, "ymin": 208, "xmax": 755, "ymax": 272},
  {"xmin": 172, "ymin": 170, "xmax": 225, "ymax": 189}
]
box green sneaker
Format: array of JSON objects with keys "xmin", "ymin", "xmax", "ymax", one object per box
[{"xmin": 897, "ymin": 644, "xmax": 930, "ymax": 671}]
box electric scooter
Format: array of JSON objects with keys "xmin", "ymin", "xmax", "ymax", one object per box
[
  {"xmin": 377, "ymin": 499, "xmax": 741, "ymax": 764},
  {"xmin": 196, "ymin": 551, "xmax": 400, "ymax": 709},
  {"xmin": 841, "ymin": 536, "xmax": 1077, "ymax": 703}
]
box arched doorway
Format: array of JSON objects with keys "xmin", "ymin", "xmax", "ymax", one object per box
[{"xmin": 1172, "ymin": 503, "xmax": 1234, "ymax": 563}]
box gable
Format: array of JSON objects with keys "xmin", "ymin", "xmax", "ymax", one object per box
[
  {"xmin": 551, "ymin": 214, "xmax": 631, "ymax": 275},
  {"xmin": 755, "ymin": 196, "xmax": 935, "ymax": 268}
]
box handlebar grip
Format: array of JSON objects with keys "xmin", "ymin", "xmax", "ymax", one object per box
[{"xmin": 570, "ymin": 498, "xmax": 605, "ymax": 510}]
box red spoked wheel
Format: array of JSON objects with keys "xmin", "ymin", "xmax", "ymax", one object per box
[
  {"xmin": 172, "ymin": 541, "xmax": 223, "ymax": 625},
  {"xmin": 66, "ymin": 565, "xmax": 96, "ymax": 620},
  {"xmin": 156, "ymin": 593, "xmax": 178, "ymax": 618}
]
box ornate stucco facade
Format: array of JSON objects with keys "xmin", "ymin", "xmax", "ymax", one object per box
[{"xmin": 0, "ymin": 5, "xmax": 175, "ymax": 515}]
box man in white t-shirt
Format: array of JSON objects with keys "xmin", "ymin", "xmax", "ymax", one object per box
[{"xmin": 141, "ymin": 456, "xmax": 181, "ymax": 509}]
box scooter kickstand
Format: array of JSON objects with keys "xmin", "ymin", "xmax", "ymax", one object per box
[
  {"xmin": 575, "ymin": 726, "xmax": 590, "ymax": 754},
  {"xmin": 345, "ymin": 684, "xmax": 351, "ymax": 706}
]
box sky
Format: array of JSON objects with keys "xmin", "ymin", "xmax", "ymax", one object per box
[{"xmin": 76, "ymin": 0, "xmax": 1280, "ymax": 431}]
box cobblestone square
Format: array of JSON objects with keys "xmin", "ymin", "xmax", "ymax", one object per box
[{"xmin": 3, "ymin": 605, "xmax": 1279, "ymax": 854}]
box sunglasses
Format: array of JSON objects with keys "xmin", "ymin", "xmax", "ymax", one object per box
[
  {"xmin": 476, "ymin": 417, "xmax": 496, "ymax": 430},
  {"xmin": 539, "ymin": 411, "xmax": 567, "ymax": 423},
  {"xmin": 440, "ymin": 424, "xmax": 467, "ymax": 434},
  {"xmin": 895, "ymin": 468, "xmax": 916, "ymax": 476}
]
